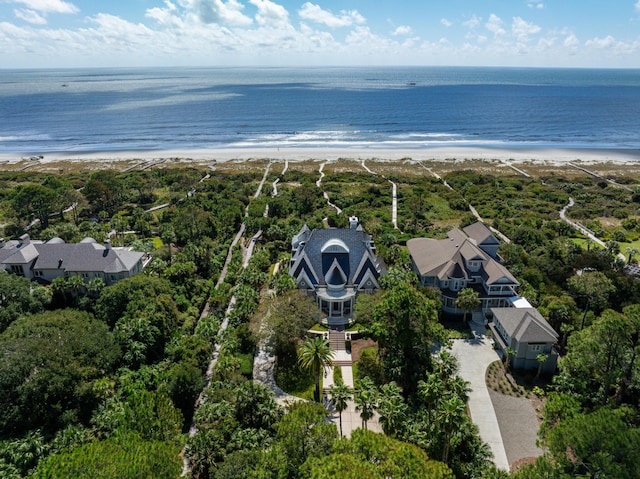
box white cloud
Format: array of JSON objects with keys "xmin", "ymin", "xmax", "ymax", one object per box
[
  {"xmin": 584, "ymin": 35, "xmax": 638, "ymax": 56},
  {"xmin": 512, "ymin": 16, "xmax": 540, "ymax": 43},
  {"xmin": 463, "ymin": 15, "xmax": 481, "ymax": 29},
  {"xmin": 485, "ymin": 14, "xmax": 505, "ymax": 37},
  {"xmin": 146, "ymin": 1, "xmax": 182, "ymax": 27},
  {"xmin": 564, "ymin": 34, "xmax": 579, "ymax": 49},
  {"xmin": 636, "ymin": 1, "xmax": 640, "ymax": 13},
  {"xmin": 527, "ymin": 1, "xmax": 544, "ymax": 9},
  {"xmin": 12, "ymin": 0, "xmax": 78, "ymax": 14},
  {"xmin": 585, "ymin": 35, "xmax": 616, "ymax": 49},
  {"xmin": 87, "ymin": 13, "xmax": 154, "ymax": 40},
  {"xmin": 249, "ymin": 0, "xmax": 289, "ymax": 28},
  {"xmin": 1, "ymin": 1, "xmax": 639, "ymax": 68},
  {"xmin": 14, "ymin": 8, "xmax": 47, "ymax": 24},
  {"xmin": 441, "ymin": 18, "xmax": 452, "ymax": 28},
  {"xmin": 298, "ymin": 2, "xmax": 364, "ymax": 28},
  {"xmin": 392, "ymin": 25, "xmax": 412, "ymax": 36},
  {"xmin": 185, "ymin": 0, "xmax": 252, "ymax": 26}
]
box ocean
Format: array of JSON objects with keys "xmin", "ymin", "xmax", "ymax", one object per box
[{"xmin": 1, "ymin": 66, "xmax": 639, "ymax": 154}]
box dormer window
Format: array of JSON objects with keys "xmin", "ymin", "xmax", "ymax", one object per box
[{"xmin": 325, "ymin": 258, "xmax": 347, "ymax": 290}]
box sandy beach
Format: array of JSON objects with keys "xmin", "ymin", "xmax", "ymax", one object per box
[{"xmin": 1, "ymin": 146, "xmax": 639, "ymax": 166}]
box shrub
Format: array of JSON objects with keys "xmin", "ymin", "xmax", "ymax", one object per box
[
  {"xmin": 532, "ymin": 386, "xmax": 545, "ymax": 397},
  {"xmin": 334, "ymin": 366, "xmax": 343, "ymax": 383}
]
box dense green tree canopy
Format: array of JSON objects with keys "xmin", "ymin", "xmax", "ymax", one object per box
[
  {"xmin": 31, "ymin": 433, "xmax": 182, "ymax": 479},
  {"xmin": 544, "ymin": 408, "xmax": 640, "ymax": 478},
  {"xmin": 368, "ymin": 282, "xmax": 446, "ymax": 393},
  {"xmin": 0, "ymin": 270, "xmax": 48, "ymax": 332},
  {"xmin": 276, "ymin": 402, "xmax": 337, "ymax": 478},
  {"xmin": 0, "ymin": 309, "xmax": 121, "ymax": 437},
  {"xmin": 559, "ymin": 305, "xmax": 640, "ymax": 405},
  {"xmin": 302, "ymin": 429, "xmax": 454, "ymax": 479}
]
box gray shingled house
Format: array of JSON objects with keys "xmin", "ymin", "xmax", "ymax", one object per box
[
  {"xmin": 407, "ymin": 222, "xmax": 519, "ymax": 315},
  {"xmin": 489, "ymin": 307, "xmax": 559, "ymax": 372},
  {"xmin": 288, "ymin": 216, "xmax": 385, "ymax": 325},
  {"xmin": 0, "ymin": 234, "xmax": 147, "ymax": 285}
]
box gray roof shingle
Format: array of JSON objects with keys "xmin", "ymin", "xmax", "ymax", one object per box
[
  {"xmin": 491, "ymin": 307, "xmax": 558, "ymax": 344},
  {"xmin": 290, "ymin": 225, "xmax": 383, "ymax": 287},
  {"xmin": 33, "ymin": 243, "xmax": 143, "ymax": 273}
]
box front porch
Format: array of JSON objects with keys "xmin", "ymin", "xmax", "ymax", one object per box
[
  {"xmin": 316, "ymin": 288, "xmax": 356, "ymax": 322},
  {"xmin": 321, "ymin": 315, "xmax": 353, "ymax": 327}
]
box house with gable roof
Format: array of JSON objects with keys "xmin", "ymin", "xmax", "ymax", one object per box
[
  {"xmin": 0, "ymin": 234, "xmax": 148, "ymax": 285},
  {"xmin": 407, "ymin": 222, "xmax": 519, "ymax": 315},
  {"xmin": 289, "ymin": 216, "xmax": 385, "ymax": 324},
  {"xmin": 489, "ymin": 307, "xmax": 559, "ymax": 372}
]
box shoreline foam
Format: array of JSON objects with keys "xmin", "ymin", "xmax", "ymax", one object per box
[{"xmin": 1, "ymin": 146, "xmax": 639, "ymax": 165}]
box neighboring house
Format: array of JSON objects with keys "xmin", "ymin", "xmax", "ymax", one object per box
[
  {"xmin": 407, "ymin": 222, "xmax": 519, "ymax": 315},
  {"xmin": 0, "ymin": 234, "xmax": 148, "ymax": 285},
  {"xmin": 488, "ymin": 307, "xmax": 559, "ymax": 372},
  {"xmin": 289, "ymin": 216, "xmax": 386, "ymax": 324}
]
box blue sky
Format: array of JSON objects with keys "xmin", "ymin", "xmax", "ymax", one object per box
[{"xmin": 1, "ymin": 0, "xmax": 639, "ymax": 68}]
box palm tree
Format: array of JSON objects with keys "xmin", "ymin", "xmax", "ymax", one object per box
[
  {"xmin": 329, "ymin": 381, "xmax": 351, "ymax": 436},
  {"xmin": 585, "ymin": 236, "xmax": 594, "ymax": 252},
  {"xmin": 535, "ymin": 353, "xmax": 549, "ymax": 380},
  {"xmin": 456, "ymin": 287, "xmax": 481, "ymax": 322},
  {"xmin": 626, "ymin": 246, "xmax": 640, "ymax": 264},
  {"xmin": 354, "ymin": 377, "xmax": 377, "ymax": 430},
  {"xmin": 447, "ymin": 376, "xmax": 472, "ymax": 404},
  {"xmin": 433, "ymin": 350, "xmax": 459, "ymax": 380},
  {"xmin": 438, "ymin": 395, "xmax": 466, "ymax": 464},
  {"xmin": 298, "ymin": 336, "xmax": 334, "ymax": 402},
  {"xmin": 417, "ymin": 374, "xmax": 444, "ymax": 411},
  {"xmin": 376, "ymin": 382, "xmax": 407, "ymax": 437},
  {"xmin": 504, "ymin": 347, "xmax": 516, "ymax": 373},
  {"xmin": 86, "ymin": 277, "xmax": 105, "ymax": 299}
]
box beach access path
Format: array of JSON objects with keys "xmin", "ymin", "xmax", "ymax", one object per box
[
  {"xmin": 316, "ymin": 161, "xmax": 342, "ymax": 215},
  {"xmin": 559, "ymin": 197, "xmax": 627, "ymax": 263},
  {"xmin": 183, "ymin": 162, "xmax": 271, "ymax": 476},
  {"xmin": 361, "ymin": 160, "xmax": 399, "ymax": 230},
  {"xmin": 416, "ymin": 159, "xmax": 511, "ymax": 243}
]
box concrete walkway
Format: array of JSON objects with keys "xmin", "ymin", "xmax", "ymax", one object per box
[
  {"xmin": 450, "ymin": 320, "xmax": 510, "ymax": 471},
  {"xmin": 251, "ymin": 334, "xmax": 381, "ymax": 435},
  {"xmin": 253, "ymin": 345, "xmax": 303, "ymax": 406},
  {"xmin": 322, "ymin": 349, "xmax": 383, "ymax": 437}
]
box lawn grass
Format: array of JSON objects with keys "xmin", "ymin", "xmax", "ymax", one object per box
[
  {"xmin": 237, "ymin": 352, "xmax": 254, "ymax": 379},
  {"xmin": 569, "ymin": 237, "xmax": 603, "ymax": 250},
  {"xmin": 446, "ymin": 328, "xmax": 475, "ymax": 340},
  {"xmin": 275, "ymin": 354, "xmax": 317, "ymax": 401},
  {"xmin": 441, "ymin": 318, "xmax": 475, "ymax": 339}
]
